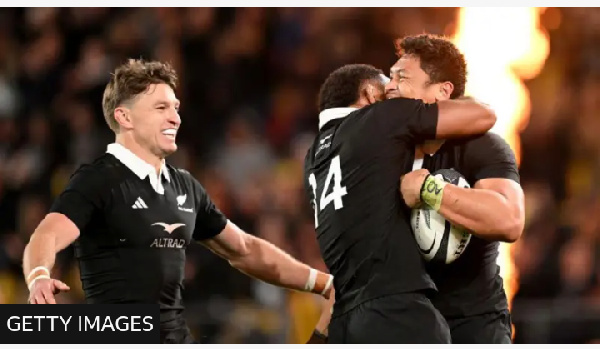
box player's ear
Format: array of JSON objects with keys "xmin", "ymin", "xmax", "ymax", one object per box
[
  {"xmin": 437, "ymin": 81, "xmax": 454, "ymax": 100},
  {"xmin": 114, "ymin": 106, "xmax": 134, "ymax": 130},
  {"xmin": 364, "ymin": 82, "xmax": 379, "ymax": 105}
]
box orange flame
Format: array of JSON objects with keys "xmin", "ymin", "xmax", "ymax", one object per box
[{"xmin": 451, "ymin": 7, "xmax": 550, "ymax": 311}]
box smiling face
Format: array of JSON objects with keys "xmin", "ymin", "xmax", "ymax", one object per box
[
  {"xmin": 102, "ymin": 59, "xmax": 181, "ymax": 160},
  {"xmin": 385, "ymin": 55, "xmax": 450, "ymax": 103},
  {"xmin": 386, "ymin": 34, "xmax": 468, "ymax": 104},
  {"xmin": 117, "ymin": 83, "xmax": 181, "ymax": 158}
]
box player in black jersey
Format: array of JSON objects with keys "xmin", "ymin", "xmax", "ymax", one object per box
[
  {"xmin": 304, "ymin": 64, "xmax": 496, "ymax": 343},
  {"xmin": 22, "ymin": 59, "xmax": 334, "ymax": 344},
  {"xmin": 393, "ymin": 34, "xmax": 525, "ymax": 343}
]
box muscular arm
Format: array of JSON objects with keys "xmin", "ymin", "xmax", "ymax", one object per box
[
  {"xmin": 404, "ymin": 133, "xmax": 523, "ymax": 242},
  {"xmin": 438, "ymin": 178, "xmax": 525, "ymax": 242},
  {"xmin": 375, "ymin": 97, "xmax": 496, "ymax": 143},
  {"xmin": 435, "ymin": 97, "xmax": 496, "ymax": 139},
  {"xmin": 23, "ymin": 213, "xmax": 80, "ymax": 283},
  {"xmin": 201, "ymin": 221, "xmax": 334, "ymax": 298},
  {"xmin": 434, "ymin": 133, "xmax": 524, "ymax": 242}
]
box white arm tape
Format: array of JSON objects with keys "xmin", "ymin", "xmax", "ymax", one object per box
[
  {"xmin": 28, "ymin": 274, "xmax": 50, "ymax": 290},
  {"xmin": 27, "ymin": 266, "xmax": 51, "ymax": 290},
  {"xmin": 321, "ymin": 275, "xmax": 334, "ymax": 296},
  {"xmin": 304, "ymin": 268, "xmax": 318, "ymax": 291},
  {"xmin": 27, "ymin": 266, "xmax": 50, "ymax": 281}
]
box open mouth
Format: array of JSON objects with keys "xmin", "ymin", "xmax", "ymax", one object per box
[{"xmin": 162, "ymin": 129, "xmax": 177, "ymax": 140}]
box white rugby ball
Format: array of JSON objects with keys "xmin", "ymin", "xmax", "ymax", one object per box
[{"xmin": 411, "ymin": 169, "xmax": 472, "ymax": 264}]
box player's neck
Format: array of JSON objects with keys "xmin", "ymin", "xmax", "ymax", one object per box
[
  {"xmin": 115, "ymin": 134, "xmax": 164, "ymax": 174},
  {"xmin": 350, "ymin": 100, "xmax": 369, "ymax": 109}
]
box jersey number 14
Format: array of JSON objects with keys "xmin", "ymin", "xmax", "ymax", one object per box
[{"xmin": 308, "ymin": 155, "xmax": 347, "ymax": 228}]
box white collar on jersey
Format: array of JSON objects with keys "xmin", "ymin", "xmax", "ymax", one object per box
[
  {"xmin": 106, "ymin": 143, "xmax": 171, "ymax": 194},
  {"xmin": 318, "ymin": 107, "xmax": 358, "ymax": 130}
]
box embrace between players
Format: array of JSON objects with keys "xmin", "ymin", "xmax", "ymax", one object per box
[
  {"xmin": 22, "ymin": 33, "xmax": 523, "ymax": 344},
  {"xmin": 305, "ymin": 34, "xmax": 524, "ymax": 344}
]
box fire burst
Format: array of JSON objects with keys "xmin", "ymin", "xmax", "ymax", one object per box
[{"xmin": 451, "ymin": 8, "xmax": 550, "ymax": 310}]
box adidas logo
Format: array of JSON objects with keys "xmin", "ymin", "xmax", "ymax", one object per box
[{"xmin": 132, "ymin": 197, "xmax": 148, "ymax": 209}]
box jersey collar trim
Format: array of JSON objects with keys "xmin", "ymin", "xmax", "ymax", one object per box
[
  {"xmin": 318, "ymin": 108, "xmax": 358, "ymax": 130},
  {"xmin": 106, "ymin": 143, "xmax": 171, "ymax": 187}
]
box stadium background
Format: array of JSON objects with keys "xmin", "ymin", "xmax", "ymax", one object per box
[{"xmin": 0, "ymin": 7, "xmax": 599, "ymax": 344}]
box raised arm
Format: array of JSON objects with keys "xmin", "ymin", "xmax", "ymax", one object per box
[
  {"xmin": 372, "ymin": 97, "xmax": 496, "ymax": 143},
  {"xmin": 435, "ymin": 97, "xmax": 496, "ymax": 138}
]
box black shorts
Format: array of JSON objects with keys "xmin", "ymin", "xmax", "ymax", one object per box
[
  {"xmin": 328, "ymin": 293, "xmax": 451, "ymax": 344},
  {"xmin": 446, "ymin": 310, "xmax": 512, "ymax": 344}
]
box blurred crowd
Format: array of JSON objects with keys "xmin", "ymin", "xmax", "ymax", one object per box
[
  {"xmin": 511, "ymin": 7, "xmax": 600, "ymax": 343},
  {"xmin": 0, "ymin": 7, "xmax": 599, "ymax": 344}
]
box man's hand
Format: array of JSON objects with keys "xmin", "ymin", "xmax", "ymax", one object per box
[
  {"xmin": 28, "ymin": 278, "xmax": 70, "ymax": 304},
  {"xmin": 322, "ymin": 284, "xmax": 334, "ymax": 300},
  {"xmin": 307, "ymin": 288, "xmax": 335, "ymax": 344},
  {"xmin": 400, "ymin": 169, "xmax": 430, "ymax": 208}
]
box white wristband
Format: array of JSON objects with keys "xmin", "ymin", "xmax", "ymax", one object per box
[
  {"xmin": 27, "ymin": 266, "xmax": 50, "ymax": 281},
  {"xmin": 28, "ymin": 274, "xmax": 50, "ymax": 290},
  {"xmin": 304, "ymin": 268, "xmax": 318, "ymax": 291},
  {"xmin": 321, "ymin": 275, "xmax": 334, "ymax": 296}
]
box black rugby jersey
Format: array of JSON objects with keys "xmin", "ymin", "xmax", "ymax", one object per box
[
  {"xmin": 303, "ymin": 98, "xmax": 440, "ymax": 315},
  {"xmin": 50, "ymin": 143, "xmax": 227, "ymax": 329},
  {"xmin": 415, "ymin": 132, "xmax": 520, "ymax": 318}
]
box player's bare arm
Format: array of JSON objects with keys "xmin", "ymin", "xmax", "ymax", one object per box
[
  {"xmin": 22, "ymin": 213, "xmax": 77, "ymax": 304},
  {"xmin": 401, "ymin": 169, "xmax": 524, "ymax": 242},
  {"xmin": 201, "ymin": 221, "xmax": 334, "ymax": 299},
  {"xmin": 435, "ymin": 97, "xmax": 496, "ymax": 138}
]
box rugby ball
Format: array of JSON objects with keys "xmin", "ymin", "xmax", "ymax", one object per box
[{"xmin": 411, "ymin": 169, "xmax": 472, "ymax": 264}]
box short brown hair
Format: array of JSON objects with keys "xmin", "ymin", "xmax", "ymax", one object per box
[
  {"xmin": 102, "ymin": 59, "xmax": 178, "ymax": 132},
  {"xmin": 396, "ymin": 34, "xmax": 467, "ymax": 99}
]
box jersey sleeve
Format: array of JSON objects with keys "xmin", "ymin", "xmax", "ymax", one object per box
[
  {"xmin": 371, "ymin": 98, "xmax": 439, "ymax": 142},
  {"xmin": 463, "ymin": 132, "xmax": 520, "ymax": 184},
  {"xmin": 192, "ymin": 177, "xmax": 228, "ymax": 240},
  {"xmin": 49, "ymin": 165, "xmax": 107, "ymax": 232}
]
